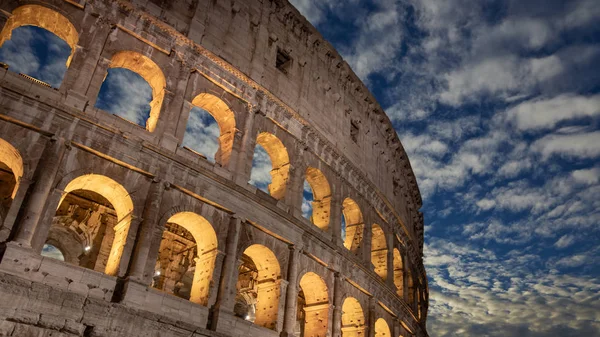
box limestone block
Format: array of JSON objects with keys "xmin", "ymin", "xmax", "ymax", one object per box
[{"xmin": 0, "ymin": 320, "xmax": 15, "ymax": 336}]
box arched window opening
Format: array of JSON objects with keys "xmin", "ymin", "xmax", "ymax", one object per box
[
  {"xmin": 407, "ymin": 270, "xmax": 415, "ymax": 310},
  {"xmin": 95, "ymin": 68, "xmax": 152, "ymax": 128},
  {"xmin": 47, "ymin": 174, "xmax": 133, "ymax": 276},
  {"xmin": 341, "ymin": 297, "xmax": 365, "ymax": 337},
  {"xmin": 152, "ymin": 212, "xmax": 218, "ymax": 305},
  {"xmin": 0, "ymin": 5, "xmax": 78, "ymax": 87},
  {"xmin": 235, "ymin": 244, "xmax": 281, "ymax": 330},
  {"xmin": 374, "ymin": 318, "xmax": 391, "ymax": 337},
  {"xmin": 393, "ymin": 248, "xmax": 404, "ymax": 296},
  {"xmin": 301, "ymin": 180, "xmax": 313, "ymax": 220},
  {"xmin": 296, "ymin": 272, "xmax": 329, "ymax": 337},
  {"xmin": 94, "ymin": 51, "xmax": 165, "ymax": 132},
  {"xmin": 41, "ymin": 243, "xmax": 65, "ymax": 261},
  {"xmin": 183, "ymin": 93, "xmax": 236, "ymax": 165},
  {"xmin": 0, "ymin": 138, "xmax": 23, "ymax": 224},
  {"xmin": 371, "ymin": 224, "xmax": 388, "ymax": 281},
  {"xmin": 342, "ymin": 198, "xmax": 364, "ymax": 252},
  {"xmin": 0, "ymin": 26, "xmax": 71, "ymax": 87},
  {"xmin": 249, "ymin": 133, "xmax": 289, "ymax": 200},
  {"xmin": 304, "ymin": 167, "xmax": 331, "ymax": 231}
]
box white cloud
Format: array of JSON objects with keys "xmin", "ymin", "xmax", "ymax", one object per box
[
  {"xmin": 554, "ymin": 235, "xmax": 576, "ymax": 249},
  {"xmin": 181, "ymin": 107, "xmax": 220, "ymax": 162},
  {"xmin": 532, "ymin": 131, "xmax": 600, "ymax": 160},
  {"xmin": 248, "ymin": 144, "xmax": 273, "ymax": 193},
  {"xmin": 571, "ymin": 167, "xmax": 600, "ymax": 185},
  {"xmin": 506, "ymin": 94, "xmax": 600, "ymax": 131}
]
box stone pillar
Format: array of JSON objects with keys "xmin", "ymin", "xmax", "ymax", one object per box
[
  {"xmin": 281, "ymin": 245, "xmax": 300, "ymax": 337},
  {"xmin": 285, "ymin": 163, "xmax": 304, "ymax": 215},
  {"xmin": 329, "ymin": 184, "xmax": 343, "ymax": 246},
  {"xmin": 209, "ymin": 216, "xmax": 242, "ymax": 330},
  {"xmin": 126, "ymin": 178, "xmax": 165, "ymax": 284},
  {"xmin": 332, "ymin": 272, "xmax": 344, "ymax": 337},
  {"xmin": 11, "ymin": 137, "xmax": 67, "ymax": 248},
  {"xmin": 368, "ymin": 297, "xmax": 377, "ymax": 337},
  {"xmin": 362, "ymin": 219, "xmax": 373, "ymax": 265},
  {"xmin": 234, "ymin": 105, "xmax": 258, "ymax": 185},
  {"xmin": 0, "ymin": 177, "xmax": 31, "ymax": 242},
  {"xmin": 393, "ymin": 320, "xmax": 402, "ymax": 337},
  {"xmin": 386, "ymin": 233, "xmax": 395, "ymax": 287}
]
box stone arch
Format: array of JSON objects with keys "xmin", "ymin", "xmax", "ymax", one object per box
[
  {"xmin": 189, "ymin": 93, "xmax": 237, "ymax": 165},
  {"xmin": 341, "ymin": 297, "xmax": 365, "ymax": 337},
  {"xmin": 0, "ymin": 137, "xmax": 23, "ymax": 200},
  {"xmin": 342, "ymin": 198, "xmax": 364, "ymax": 252},
  {"xmin": 60, "ymin": 174, "xmax": 134, "ymax": 276},
  {"xmin": 298, "ymin": 271, "xmax": 329, "ymax": 337},
  {"xmin": 154, "ymin": 211, "xmax": 218, "ymax": 305},
  {"xmin": 393, "ymin": 248, "xmax": 404, "ymax": 296},
  {"xmin": 304, "ymin": 167, "xmax": 331, "ymax": 231},
  {"xmin": 371, "ymin": 224, "xmax": 388, "ymax": 280},
  {"xmin": 254, "ymin": 132, "xmax": 290, "ymax": 200},
  {"xmin": 374, "ymin": 318, "xmax": 391, "ymax": 337},
  {"xmin": 106, "ymin": 51, "xmax": 166, "ymax": 132},
  {"xmin": 237, "ymin": 244, "xmax": 282, "ymax": 330},
  {"xmin": 0, "ymin": 5, "xmax": 79, "ymax": 67}
]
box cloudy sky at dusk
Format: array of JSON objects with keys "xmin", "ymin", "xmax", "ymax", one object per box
[
  {"xmin": 288, "ymin": 0, "xmax": 600, "ymax": 335},
  {"xmin": 1, "ymin": 1, "xmax": 598, "ymax": 336}
]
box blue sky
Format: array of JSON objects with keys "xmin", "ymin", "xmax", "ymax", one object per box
[{"xmin": 1, "ymin": 1, "xmax": 599, "ymax": 335}]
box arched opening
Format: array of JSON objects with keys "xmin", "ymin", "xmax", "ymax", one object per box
[
  {"xmin": 407, "ymin": 269, "xmax": 415, "ymax": 309},
  {"xmin": 371, "ymin": 224, "xmax": 388, "ymax": 281},
  {"xmin": 249, "ymin": 133, "xmax": 289, "ymax": 200},
  {"xmin": 183, "ymin": 93, "xmax": 236, "ymax": 165},
  {"xmin": 0, "ymin": 5, "xmax": 78, "ymax": 87},
  {"xmin": 44, "ymin": 174, "xmax": 133, "ymax": 276},
  {"xmin": 303, "ymin": 167, "xmax": 331, "ymax": 231},
  {"xmin": 374, "ymin": 318, "xmax": 391, "ymax": 337},
  {"xmin": 342, "ymin": 198, "xmax": 364, "ymax": 252},
  {"xmin": 393, "ymin": 248, "xmax": 404, "ymax": 296},
  {"xmin": 0, "ymin": 138, "xmax": 23, "ymax": 224},
  {"xmin": 94, "ymin": 51, "xmax": 165, "ymax": 132},
  {"xmin": 41, "ymin": 243, "xmax": 65, "ymax": 261},
  {"xmin": 296, "ymin": 272, "xmax": 329, "ymax": 337},
  {"xmin": 341, "ymin": 297, "xmax": 365, "ymax": 337},
  {"xmin": 235, "ymin": 244, "xmax": 281, "ymax": 330},
  {"xmin": 152, "ymin": 212, "xmax": 218, "ymax": 305}
]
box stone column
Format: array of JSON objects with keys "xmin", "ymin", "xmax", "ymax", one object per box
[
  {"xmin": 0, "ymin": 177, "xmax": 31, "ymax": 242},
  {"xmin": 126, "ymin": 178, "xmax": 166, "ymax": 284},
  {"xmin": 386, "ymin": 233, "xmax": 395, "ymax": 287},
  {"xmin": 234, "ymin": 105, "xmax": 259, "ymax": 185},
  {"xmin": 332, "ymin": 272, "xmax": 344, "ymax": 337},
  {"xmin": 284, "ymin": 163, "xmax": 304, "ymax": 214},
  {"xmin": 281, "ymin": 245, "xmax": 300, "ymax": 337},
  {"xmin": 329, "ymin": 183, "xmax": 343, "ymax": 246},
  {"xmin": 209, "ymin": 216, "xmax": 242, "ymax": 330},
  {"xmin": 368, "ymin": 297, "xmax": 377, "ymax": 337},
  {"xmin": 11, "ymin": 136, "xmax": 67, "ymax": 248}
]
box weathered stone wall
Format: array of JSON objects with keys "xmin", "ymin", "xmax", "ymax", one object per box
[{"xmin": 0, "ymin": 0, "xmax": 428, "ymax": 337}]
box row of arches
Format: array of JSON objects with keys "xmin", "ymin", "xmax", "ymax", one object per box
[{"xmin": 0, "ymin": 134, "xmax": 420, "ymax": 335}]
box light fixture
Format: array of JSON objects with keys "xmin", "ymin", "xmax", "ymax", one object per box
[
  {"xmin": 84, "ymin": 246, "xmax": 91, "ymax": 252},
  {"xmin": 245, "ymin": 315, "xmax": 250, "ymax": 320},
  {"xmin": 154, "ymin": 270, "xmax": 161, "ymax": 276}
]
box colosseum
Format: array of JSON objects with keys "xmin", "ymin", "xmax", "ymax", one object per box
[{"xmin": 0, "ymin": 0, "xmax": 428, "ymax": 336}]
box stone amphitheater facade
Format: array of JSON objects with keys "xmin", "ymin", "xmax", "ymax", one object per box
[{"xmin": 0, "ymin": 1, "xmax": 428, "ymax": 337}]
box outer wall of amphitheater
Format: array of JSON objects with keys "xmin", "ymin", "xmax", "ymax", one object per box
[{"xmin": 0, "ymin": 1, "xmax": 428, "ymax": 337}]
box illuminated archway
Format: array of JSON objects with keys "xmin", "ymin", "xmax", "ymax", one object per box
[
  {"xmin": 393, "ymin": 248, "xmax": 404, "ymax": 296},
  {"xmin": 407, "ymin": 270, "xmax": 415, "ymax": 309},
  {"xmin": 0, "ymin": 138, "xmax": 23, "ymax": 200},
  {"xmin": 0, "ymin": 5, "xmax": 78, "ymax": 67},
  {"xmin": 304, "ymin": 167, "xmax": 331, "ymax": 231},
  {"xmin": 298, "ymin": 272, "xmax": 329, "ymax": 337},
  {"xmin": 252, "ymin": 132, "xmax": 290, "ymax": 200},
  {"xmin": 236, "ymin": 244, "xmax": 281, "ymax": 329},
  {"xmin": 374, "ymin": 318, "xmax": 391, "ymax": 337},
  {"xmin": 187, "ymin": 93, "xmax": 236, "ymax": 165},
  {"xmin": 153, "ymin": 212, "xmax": 218, "ymax": 305},
  {"xmin": 104, "ymin": 51, "xmax": 166, "ymax": 132},
  {"xmin": 341, "ymin": 297, "xmax": 365, "ymax": 337},
  {"xmin": 59, "ymin": 174, "xmax": 133, "ymax": 276},
  {"xmin": 342, "ymin": 198, "xmax": 364, "ymax": 252},
  {"xmin": 371, "ymin": 224, "xmax": 388, "ymax": 280}
]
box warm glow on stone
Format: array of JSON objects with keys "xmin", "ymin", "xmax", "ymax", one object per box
[
  {"xmin": 305, "ymin": 167, "xmax": 331, "ymax": 231},
  {"xmin": 108, "ymin": 51, "xmax": 166, "ymax": 133},
  {"xmin": 191, "ymin": 93, "xmax": 237, "ymax": 165},
  {"xmin": 393, "ymin": 248, "xmax": 404, "ymax": 296},
  {"xmin": 256, "ymin": 132, "xmax": 290, "ymax": 200},
  {"xmin": 242, "ymin": 244, "xmax": 281, "ymax": 329},
  {"xmin": 371, "ymin": 224, "xmax": 388, "ymax": 281},
  {"xmin": 0, "ymin": 5, "xmax": 78, "ymax": 67},
  {"xmin": 374, "ymin": 318, "xmax": 391, "ymax": 337},
  {"xmin": 342, "ymin": 198, "xmax": 364, "ymax": 252},
  {"xmin": 61, "ymin": 174, "xmax": 133, "ymax": 276},
  {"xmin": 341, "ymin": 297, "xmax": 365, "ymax": 337},
  {"xmin": 299, "ymin": 272, "xmax": 329, "ymax": 337},
  {"xmin": 0, "ymin": 138, "xmax": 23, "ymax": 199}
]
